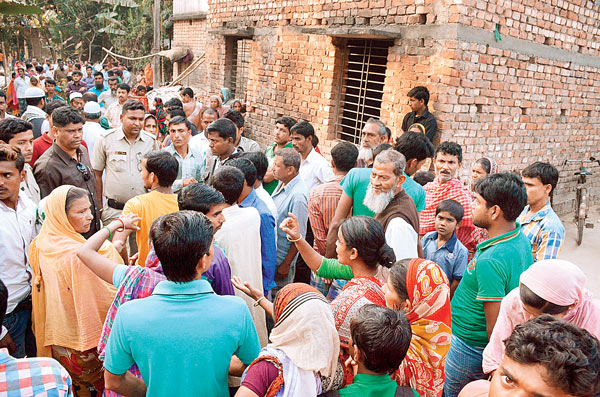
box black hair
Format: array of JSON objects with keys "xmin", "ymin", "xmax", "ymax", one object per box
[
  {"xmin": 521, "ymin": 162, "xmax": 559, "ymax": 195},
  {"xmin": 25, "ymin": 96, "xmax": 45, "ymax": 107},
  {"xmin": 45, "ymin": 78, "xmax": 56, "ymax": 86},
  {"xmin": 476, "ymin": 158, "xmax": 493, "ymax": 175},
  {"xmin": 0, "ymin": 90, "xmax": 5, "ymax": 99},
  {"xmin": 413, "ymin": 171, "xmax": 435, "ymax": 186},
  {"xmin": 206, "ymin": 118, "xmax": 237, "ymax": 142},
  {"xmin": 86, "ymin": 65, "xmax": 93, "ymax": 70},
  {"xmin": 519, "ymin": 284, "xmax": 571, "ymax": 316},
  {"xmin": 240, "ymin": 151, "xmax": 268, "ymax": 181},
  {"xmin": 25, "ymin": 63, "xmax": 32, "ymax": 69},
  {"xmin": 151, "ymin": 211, "xmax": 214, "ymax": 283},
  {"xmin": 372, "ymin": 143, "xmax": 392, "ymax": 159},
  {"xmin": 108, "ymin": 76, "xmax": 119, "ymax": 83},
  {"xmin": 52, "ymin": 107, "xmax": 84, "ymax": 128},
  {"xmin": 350, "ymin": 304, "xmax": 412, "ymax": 374},
  {"xmin": 121, "ymin": 99, "xmax": 145, "ymax": 114},
  {"xmin": 93, "ymin": 71, "xmax": 103, "ymax": 78},
  {"xmin": 407, "ymin": 86, "xmax": 430, "ymax": 106},
  {"xmin": 436, "ymin": 199, "xmax": 465, "ymax": 223},
  {"xmin": 0, "ymin": 118, "xmax": 33, "ymax": 143},
  {"xmin": 143, "ymin": 150, "xmax": 179, "ymax": 187},
  {"xmin": 65, "ymin": 186, "xmax": 88, "ymax": 213},
  {"xmin": 136, "ymin": 85, "xmax": 147, "ymax": 93},
  {"xmin": 504, "ymin": 314, "xmax": 600, "ymax": 396},
  {"xmin": 275, "ymin": 147, "xmax": 301, "ymax": 172},
  {"xmin": 331, "ymin": 141, "xmax": 358, "ymax": 172},
  {"xmin": 435, "ymin": 141, "xmax": 463, "ymax": 163},
  {"xmin": 180, "ymin": 87, "xmax": 194, "ymax": 98},
  {"xmin": 275, "ymin": 116, "xmax": 297, "ymax": 132},
  {"xmin": 473, "ymin": 173, "xmax": 527, "ymax": 222},
  {"xmin": 168, "ymin": 115, "xmax": 193, "ymax": 131},
  {"xmin": 339, "ymin": 216, "xmax": 396, "ymax": 268},
  {"xmin": 168, "ymin": 108, "xmax": 187, "ymax": 119},
  {"xmin": 117, "ymin": 83, "xmax": 130, "ymax": 92},
  {"xmin": 289, "ymin": 120, "xmax": 315, "ymax": 139},
  {"xmin": 213, "ymin": 165, "xmax": 245, "ymax": 205},
  {"xmin": 35, "ymin": 65, "xmax": 43, "ymax": 73},
  {"xmin": 226, "ymin": 157, "xmax": 257, "ymax": 187},
  {"xmin": 201, "ymin": 107, "xmax": 219, "ymax": 119},
  {"xmin": 224, "ymin": 109, "xmax": 245, "ymax": 129},
  {"xmin": 178, "ymin": 183, "xmax": 225, "ymax": 214},
  {"xmin": 82, "ymin": 92, "xmax": 98, "ymax": 102},
  {"xmin": 46, "ymin": 100, "xmax": 67, "ymax": 117},
  {"xmin": 71, "ymin": 70, "xmax": 82, "ymax": 77},
  {"xmin": 389, "ymin": 259, "xmax": 411, "ymax": 300},
  {"xmin": 164, "ymin": 97, "xmax": 184, "ymax": 109},
  {"xmin": 0, "ymin": 143, "xmax": 25, "ymax": 172},
  {"xmin": 0, "ymin": 278, "xmax": 7, "ymax": 324},
  {"xmin": 394, "ymin": 131, "xmax": 435, "ymax": 162}
]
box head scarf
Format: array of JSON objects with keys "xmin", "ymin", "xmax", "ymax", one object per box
[
  {"xmin": 395, "ymin": 259, "xmax": 452, "ymax": 397},
  {"xmin": 482, "ymin": 259, "xmax": 600, "ymax": 374},
  {"xmin": 481, "ymin": 157, "xmax": 499, "ymax": 174},
  {"xmin": 29, "ymin": 185, "xmax": 120, "ymax": 357},
  {"xmin": 270, "ymin": 283, "xmax": 340, "ymax": 378},
  {"xmin": 220, "ymin": 87, "xmax": 232, "ymax": 105},
  {"xmin": 154, "ymin": 97, "xmax": 168, "ymax": 137}
]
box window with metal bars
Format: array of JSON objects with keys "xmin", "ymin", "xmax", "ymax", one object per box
[
  {"xmin": 229, "ymin": 38, "xmax": 251, "ymax": 100},
  {"xmin": 336, "ymin": 39, "xmax": 392, "ymax": 144}
]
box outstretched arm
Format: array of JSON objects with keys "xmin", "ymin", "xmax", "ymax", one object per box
[{"xmin": 280, "ymin": 213, "xmax": 323, "ymax": 272}]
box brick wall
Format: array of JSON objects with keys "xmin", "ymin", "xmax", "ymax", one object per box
[{"xmin": 172, "ymin": 0, "xmax": 600, "ymax": 214}]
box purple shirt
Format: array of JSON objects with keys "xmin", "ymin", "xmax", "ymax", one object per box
[{"xmin": 203, "ymin": 244, "xmax": 235, "ymax": 296}]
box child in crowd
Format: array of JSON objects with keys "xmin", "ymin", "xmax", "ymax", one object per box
[
  {"xmin": 421, "ymin": 199, "xmax": 468, "ymax": 296},
  {"xmin": 321, "ymin": 304, "xmax": 418, "ymax": 397}
]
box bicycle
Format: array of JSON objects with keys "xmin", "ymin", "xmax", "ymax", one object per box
[{"xmin": 563, "ymin": 157, "xmax": 600, "ymax": 245}]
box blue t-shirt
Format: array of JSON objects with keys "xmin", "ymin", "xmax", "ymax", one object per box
[
  {"xmin": 104, "ymin": 279, "xmax": 260, "ymax": 397},
  {"xmin": 421, "ymin": 231, "xmax": 468, "ymax": 284}
]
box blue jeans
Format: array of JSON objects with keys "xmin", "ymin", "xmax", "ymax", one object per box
[
  {"xmin": 444, "ymin": 334, "xmax": 485, "ymax": 397},
  {"xmin": 3, "ymin": 309, "xmax": 34, "ymax": 358}
]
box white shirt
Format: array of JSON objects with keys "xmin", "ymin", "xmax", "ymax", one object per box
[
  {"xmin": 385, "ymin": 218, "xmax": 419, "ymax": 260},
  {"xmin": 14, "ymin": 76, "xmax": 30, "ymax": 97},
  {"xmin": 105, "ymin": 102, "xmax": 123, "ymax": 128},
  {"xmin": 0, "ymin": 194, "xmax": 36, "ymax": 314},
  {"xmin": 82, "ymin": 120, "xmax": 104, "ymax": 156},
  {"xmin": 189, "ymin": 131, "xmax": 209, "ymax": 148},
  {"xmin": 19, "ymin": 164, "xmax": 40, "ymax": 205},
  {"xmin": 299, "ymin": 149, "xmax": 334, "ymax": 193},
  {"xmin": 214, "ymin": 205, "xmax": 268, "ymax": 347},
  {"xmin": 98, "ymin": 91, "xmax": 117, "ymax": 110}
]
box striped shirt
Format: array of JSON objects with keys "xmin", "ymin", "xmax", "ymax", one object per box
[{"xmin": 517, "ymin": 202, "xmax": 565, "ymax": 261}]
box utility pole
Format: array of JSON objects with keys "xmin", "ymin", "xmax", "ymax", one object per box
[{"xmin": 152, "ymin": 0, "xmax": 161, "ymax": 88}]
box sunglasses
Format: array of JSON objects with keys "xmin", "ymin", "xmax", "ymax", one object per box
[{"xmin": 76, "ymin": 162, "xmax": 91, "ymax": 181}]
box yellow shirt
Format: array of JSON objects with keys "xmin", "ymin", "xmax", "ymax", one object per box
[{"xmin": 122, "ymin": 190, "xmax": 179, "ymax": 266}]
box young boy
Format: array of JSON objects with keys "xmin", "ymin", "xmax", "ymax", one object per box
[
  {"xmin": 322, "ymin": 304, "xmax": 417, "ymax": 397},
  {"xmin": 421, "ymin": 199, "xmax": 468, "ymax": 295}
]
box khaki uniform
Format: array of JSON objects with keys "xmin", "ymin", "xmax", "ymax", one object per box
[{"xmin": 91, "ymin": 127, "xmax": 157, "ymax": 223}]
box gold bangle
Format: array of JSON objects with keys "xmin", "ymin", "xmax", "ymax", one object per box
[
  {"xmin": 253, "ymin": 296, "xmax": 266, "ymax": 307},
  {"xmin": 286, "ymin": 235, "xmax": 301, "ymax": 243}
]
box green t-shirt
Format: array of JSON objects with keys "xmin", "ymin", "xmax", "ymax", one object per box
[
  {"xmin": 340, "ymin": 168, "xmax": 426, "ymax": 217},
  {"xmin": 263, "ymin": 142, "xmax": 293, "ymax": 195},
  {"xmin": 451, "ymin": 224, "xmax": 534, "ymax": 347},
  {"xmin": 339, "ymin": 374, "xmax": 419, "ymax": 397},
  {"xmin": 317, "ymin": 257, "xmax": 354, "ymax": 280}
]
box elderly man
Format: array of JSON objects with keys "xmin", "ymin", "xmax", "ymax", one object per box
[
  {"xmin": 271, "ymin": 147, "xmax": 309, "ymax": 290},
  {"xmin": 420, "ymin": 141, "xmax": 475, "ymax": 253},
  {"xmin": 364, "ymin": 149, "xmax": 420, "ymax": 260},
  {"xmin": 356, "ymin": 118, "xmax": 390, "ymax": 167}
]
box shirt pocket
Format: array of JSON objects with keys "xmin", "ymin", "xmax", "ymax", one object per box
[{"xmin": 108, "ymin": 154, "xmax": 128, "ymax": 173}]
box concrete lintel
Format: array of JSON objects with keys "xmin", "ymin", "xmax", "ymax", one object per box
[
  {"xmin": 172, "ymin": 12, "xmax": 207, "ymax": 21},
  {"xmin": 208, "ymin": 27, "xmax": 255, "ymax": 37},
  {"xmin": 301, "ymin": 26, "xmax": 402, "ymax": 39}
]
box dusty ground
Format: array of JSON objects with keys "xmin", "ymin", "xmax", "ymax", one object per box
[{"xmin": 559, "ymin": 205, "xmax": 600, "ymax": 295}]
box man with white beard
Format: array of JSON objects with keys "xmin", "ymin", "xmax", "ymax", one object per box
[
  {"xmin": 356, "ymin": 118, "xmax": 390, "ymax": 168},
  {"xmin": 365, "ymin": 149, "xmax": 420, "ymax": 260}
]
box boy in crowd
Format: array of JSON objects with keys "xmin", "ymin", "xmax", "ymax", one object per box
[
  {"xmin": 322, "ymin": 304, "xmax": 417, "ymax": 397},
  {"xmin": 421, "ymin": 199, "xmax": 468, "ymax": 296}
]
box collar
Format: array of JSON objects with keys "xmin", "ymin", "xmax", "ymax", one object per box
[
  {"xmin": 115, "ymin": 128, "xmax": 149, "ymax": 143},
  {"xmin": 303, "ymin": 148, "xmax": 318, "ymax": 163},
  {"xmin": 25, "ymin": 105, "xmax": 46, "ymax": 117},
  {"xmin": 477, "ymin": 223, "xmax": 522, "ymax": 251},
  {"xmin": 152, "ymin": 279, "xmax": 214, "ymax": 296},
  {"xmin": 427, "ymin": 231, "xmax": 458, "ymax": 253},
  {"xmin": 274, "ymin": 174, "xmax": 302, "ymax": 195},
  {"xmin": 520, "ymin": 201, "xmax": 552, "ymax": 223},
  {"xmin": 326, "ymin": 174, "xmax": 345, "ymax": 184},
  {"xmin": 41, "ymin": 131, "xmax": 53, "ymax": 144},
  {"xmin": 432, "ymin": 176, "xmax": 461, "ymax": 187},
  {"xmin": 240, "ymin": 188, "xmax": 258, "ymax": 207},
  {"xmin": 0, "ymin": 348, "xmax": 12, "ymax": 365},
  {"xmin": 352, "ymin": 373, "xmax": 395, "ymax": 385},
  {"xmin": 167, "ymin": 144, "xmax": 195, "ymax": 159},
  {"xmin": 414, "ymin": 107, "xmax": 431, "ymax": 119},
  {"xmin": 52, "ymin": 142, "xmax": 81, "ymax": 165}
]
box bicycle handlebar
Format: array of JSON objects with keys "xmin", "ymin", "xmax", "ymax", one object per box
[{"xmin": 562, "ymin": 157, "xmax": 600, "ymax": 166}]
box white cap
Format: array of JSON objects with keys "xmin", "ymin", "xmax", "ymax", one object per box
[
  {"xmin": 24, "ymin": 87, "xmax": 45, "ymax": 99},
  {"xmin": 69, "ymin": 92, "xmax": 83, "ymax": 101},
  {"xmin": 83, "ymin": 101, "xmax": 101, "ymax": 114}
]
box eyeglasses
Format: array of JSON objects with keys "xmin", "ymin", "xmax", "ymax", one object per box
[{"xmin": 76, "ymin": 162, "xmax": 91, "ymax": 181}]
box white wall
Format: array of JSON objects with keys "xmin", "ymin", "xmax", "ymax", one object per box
[{"xmin": 173, "ymin": 0, "xmax": 208, "ymax": 15}]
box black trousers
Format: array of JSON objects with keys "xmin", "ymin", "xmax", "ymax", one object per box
[{"xmin": 293, "ymin": 217, "xmax": 314, "ymax": 284}]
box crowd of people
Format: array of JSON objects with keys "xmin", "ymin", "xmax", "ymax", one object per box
[{"xmin": 0, "ymin": 56, "xmax": 599, "ymax": 397}]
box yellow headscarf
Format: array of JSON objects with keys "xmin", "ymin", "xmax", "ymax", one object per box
[{"xmin": 29, "ymin": 185, "xmax": 121, "ymax": 356}]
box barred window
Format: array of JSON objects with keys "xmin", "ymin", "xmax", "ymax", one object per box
[{"xmin": 227, "ymin": 38, "xmax": 251, "ymax": 100}]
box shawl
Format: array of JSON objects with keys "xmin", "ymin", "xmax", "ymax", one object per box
[
  {"xmin": 374, "ymin": 189, "xmax": 420, "ymax": 234},
  {"xmin": 330, "ymin": 277, "xmax": 386, "ymax": 348},
  {"xmin": 395, "ymin": 259, "xmax": 452, "ymax": 397},
  {"xmin": 210, "ymin": 94, "xmax": 229, "ymax": 117},
  {"xmin": 154, "ymin": 97, "xmax": 168, "ymax": 137},
  {"xmin": 220, "ymin": 87, "xmax": 232, "ymax": 105},
  {"xmin": 482, "ymin": 259, "xmax": 600, "ymax": 374},
  {"xmin": 29, "ymin": 185, "xmax": 121, "ymax": 357}
]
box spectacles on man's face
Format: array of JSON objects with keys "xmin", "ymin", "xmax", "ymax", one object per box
[{"xmin": 76, "ymin": 162, "xmax": 90, "ymax": 181}]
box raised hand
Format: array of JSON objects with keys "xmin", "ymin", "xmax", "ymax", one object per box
[{"xmin": 279, "ymin": 212, "xmax": 301, "ymax": 241}]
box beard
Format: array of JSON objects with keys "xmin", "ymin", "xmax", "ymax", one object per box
[
  {"xmin": 363, "ymin": 182, "xmax": 396, "ymax": 214},
  {"xmin": 95, "ymin": 83, "xmax": 104, "ymax": 90},
  {"xmin": 357, "ymin": 146, "xmax": 374, "ymax": 164}
]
